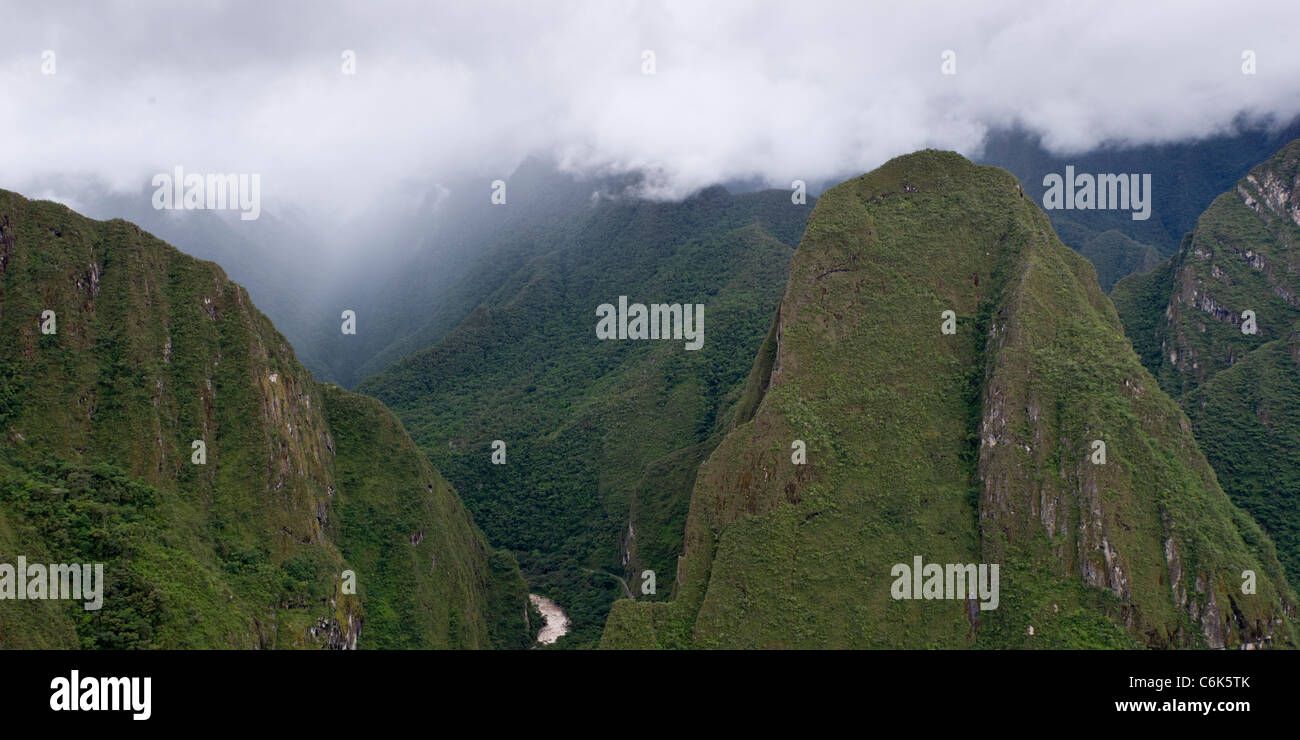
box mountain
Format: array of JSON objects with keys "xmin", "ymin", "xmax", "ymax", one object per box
[
  {"xmin": 979, "ymin": 117, "xmax": 1300, "ymax": 291},
  {"xmin": 29, "ymin": 159, "xmax": 618, "ymax": 390},
  {"xmin": 22, "ymin": 180, "xmax": 353, "ymax": 385},
  {"xmin": 347, "ymin": 160, "xmax": 643, "ymax": 384},
  {"xmin": 1072, "ymin": 229, "xmax": 1163, "ymax": 293},
  {"xmin": 1183, "ymin": 329, "xmax": 1300, "ymax": 588},
  {"xmin": 1112, "ymin": 139, "xmax": 1300, "ymax": 587},
  {"xmin": 359, "ymin": 184, "xmax": 812, "ymax": 646},
  {"xmin": 601, "ymin": 150, "xmax": 1296, "ymax": 649},
  {"xmin": 0, "ymin": 190, "xmax": 533, "ymax": 649}
]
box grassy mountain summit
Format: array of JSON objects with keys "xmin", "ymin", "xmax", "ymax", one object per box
[
  {"xmin": 0, "ymin": 190, "xmax": 531, "ymax": 649},
  {"xmin": 360, "ymin": 185, "xmax": 811, "ymax": 646},
  {"xmin": 602, "ymin": 150, "xmax": 1295, "ymax": 649},
  {"xmin": 1113, "ymin": 139, "xmax": 1300, "ymax": 589}
]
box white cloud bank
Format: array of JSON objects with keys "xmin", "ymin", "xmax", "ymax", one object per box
[{"xmin": 2, "ymin": 0, "xmax": 1298, "ymax": 220}]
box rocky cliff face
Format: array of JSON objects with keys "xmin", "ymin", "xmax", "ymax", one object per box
[
  {"xmin": 1112, "ymin": 140, "xmax": 1300, "ymax": 593},
  {"xmin": 1114, "ymin": 140, "xmax": 1300, "ymax": 398},
  {"xmin": 602, "ymin": 151, "xmax": 1296, "ymax": 649},
  {"xmin": 0, "ymin": 189, "xmax": 529, "ymax": 649}
]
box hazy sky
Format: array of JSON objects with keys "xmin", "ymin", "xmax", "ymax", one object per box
[{"xmin": 3, "ymin": 0, "xmax": 1299, "ymax": 222}]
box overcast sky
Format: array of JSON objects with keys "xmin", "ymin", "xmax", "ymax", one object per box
[{"xmin": 3, "ymin": 0, "xmax": 1299, "ymax": 223}]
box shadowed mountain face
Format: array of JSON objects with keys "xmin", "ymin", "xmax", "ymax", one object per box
[
  {"xmin": 602, "ymin": 151, "xmax": 1295, "ymax": 649},
  {"xmin": 359, "ymin": 186, "xmax": 812, "ymax": 646},
  {"xmin": 979, "ymin": 118, "xmax": 1300, "ymax": 292},
  {"xmin": 1113, "ymin": 139, "xmax": 1300, "ymax": 588},
  {"xmin": 0, "ymin": 190, "xmax": 532, "ymax": 649}
]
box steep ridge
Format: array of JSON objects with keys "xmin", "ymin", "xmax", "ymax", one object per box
[
  {"xmin": 1113, "ymin": 140, "xmax": 1300, "ymax": 398},
  {"xmin": 360, "ymin": 186, "xmax": 811, "ymax": 645},
  {"xmin": 1183, "ymin": 328, "xmax": 1300, "ymax": 587},
  {"xmin": 349, "ymin": 159, "xmax": 634, "ymax": 384},
  {"xmin": 0, "ymin": 190, "xmax": 531, "ymax": 649},
  {"xmin": 979, "ymin": 117, "xmax": 1300, "ymax": 290},
  {"xmin": 1113, "ymin": 139, "xmax": 1300, "ymax": 588},
  {"xmin": 602, "ymin": 151, "xmax": 1295, "ymax": 649}
]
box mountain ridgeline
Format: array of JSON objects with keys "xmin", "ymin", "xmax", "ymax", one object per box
[
  {"xmin": 0, "ymin": 190, "xmax": 533, "ymax": 649},
  {"xmin": 1112, "ymin": 139, "xmax": 1300, "ymax": 588},
  {"xmin": 5, "ymin": 143, "xmax": 1297, "ymax": 652},
  {"xmin": 979, "ymin": 118, "xmax": 1300, "ymax": 292},
  {"xmin": 360, "ymin": 185, "xmax": 811, "ymax": 646},
  {"xmin": 602, "ymin": 151, "xmax": 1296, "ymax": 648}
]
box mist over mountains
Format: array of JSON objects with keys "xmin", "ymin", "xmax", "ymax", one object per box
[
  {"xmin": 9, "ymin": 1, "xmax": 1300, "ymax": 393},
  {"xmin": 23, "ymin": 114, "xmax": 1300, "ymax": 396},
  {"xmin": 5, "ymin": 1, "xmax": 1300, "ymax": 669},
  {"xmin": 7, "ymin": 1, "xmax": 1300, "ymax": 222}
]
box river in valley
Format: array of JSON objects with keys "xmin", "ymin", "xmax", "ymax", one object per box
[{"xmin": 528, "ymin": 593, "xmax": 570, "ymax": 645}]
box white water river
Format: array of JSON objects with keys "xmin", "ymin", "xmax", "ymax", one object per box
[{"xmin": 529, "ymin": 593, "xmax": 570, "ymax": 645}]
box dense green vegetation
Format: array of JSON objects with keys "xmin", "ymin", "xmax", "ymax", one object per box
[
  {"xmin": 360, "ymin": 185, "xmax": 811, "ymax": 646},
  {"xmin": 980, "ymin": 119, "xmax": 1300, "ymax": 290},
  {"xmin": 1073, "ymin": 229, "xmax": 1163, "ymax": 292},
  {"xmin": 9, "ymin": 138, "xmax": 1298, "ymax": 651},
  {"xmin": 1185, "ymin": 329, "xmax": 1300, "ymax": 584},
  {"xmin": 603, "ymin": 151, "xmax": 1296, "ymax": 648},
  {"xmin": 1112, "ymin": 139, "xmax": 1300, "ymax": 588},
  {"xmin": 0, "ymin": 460, "xmax": 166, "ymax": 648},
  {"xmin": 0, "ymin": 190, "xmax": 531, "ymax": 649}
]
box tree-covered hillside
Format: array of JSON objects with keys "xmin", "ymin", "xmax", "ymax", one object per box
[
  {"xmin": 360, "ymin": 185, "xmax": 812, "ymax": 646},
  {"xmin": 0, "ymin": 190, "xmax": 533, "ymax": 649},
  {"xmin": 1113, "ymin": 139, "xmax": 1300, "ymax": 588},
  {"xmin": 603, "ymin": 151, "xmax": 1295, "ymax": 649},
  {"xmin": 980, "ymin": 118, "xmax": 1300, "ymax": 291}
]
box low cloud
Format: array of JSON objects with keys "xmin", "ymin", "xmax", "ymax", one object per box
[{"xmin": 3, "ymin": 0, "xmax": 1298, "ymax": 222}]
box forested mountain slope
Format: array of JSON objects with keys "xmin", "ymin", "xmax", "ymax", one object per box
[
  {"xmin": 1113, "ymin": 139, "xmax": 1300, "ymax": 587},
  {"xmin": 0, "ymin": 190, "xmax": 532, "ymax": 649},
  {"xmin": 602, "ymin": 151, "xmax": 1295, "ymax": 649},
  {"xmin": 361, "ymin": 185, "xmax": 811, "ymax": 645}
]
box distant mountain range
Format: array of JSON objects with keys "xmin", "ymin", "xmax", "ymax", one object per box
[
  {"xmin": 38, "ymin": 118, "xmax": 1300, "ymax": 397},
  {"xmin": 979, "ymin": 117, "xmax": 1300, "ymax": 291},
  {"xmin": 6, "ymin": 130, "xmax": 1299, "ymax": 651}
]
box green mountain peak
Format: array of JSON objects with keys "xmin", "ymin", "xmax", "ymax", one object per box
[
  {"xmin": 0, "ymin": 189, "xmax": 531, "ymax": 649},
  {"xmin": 602, "ymin": 150, "xmax": 1296, "ymax": 649}
]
